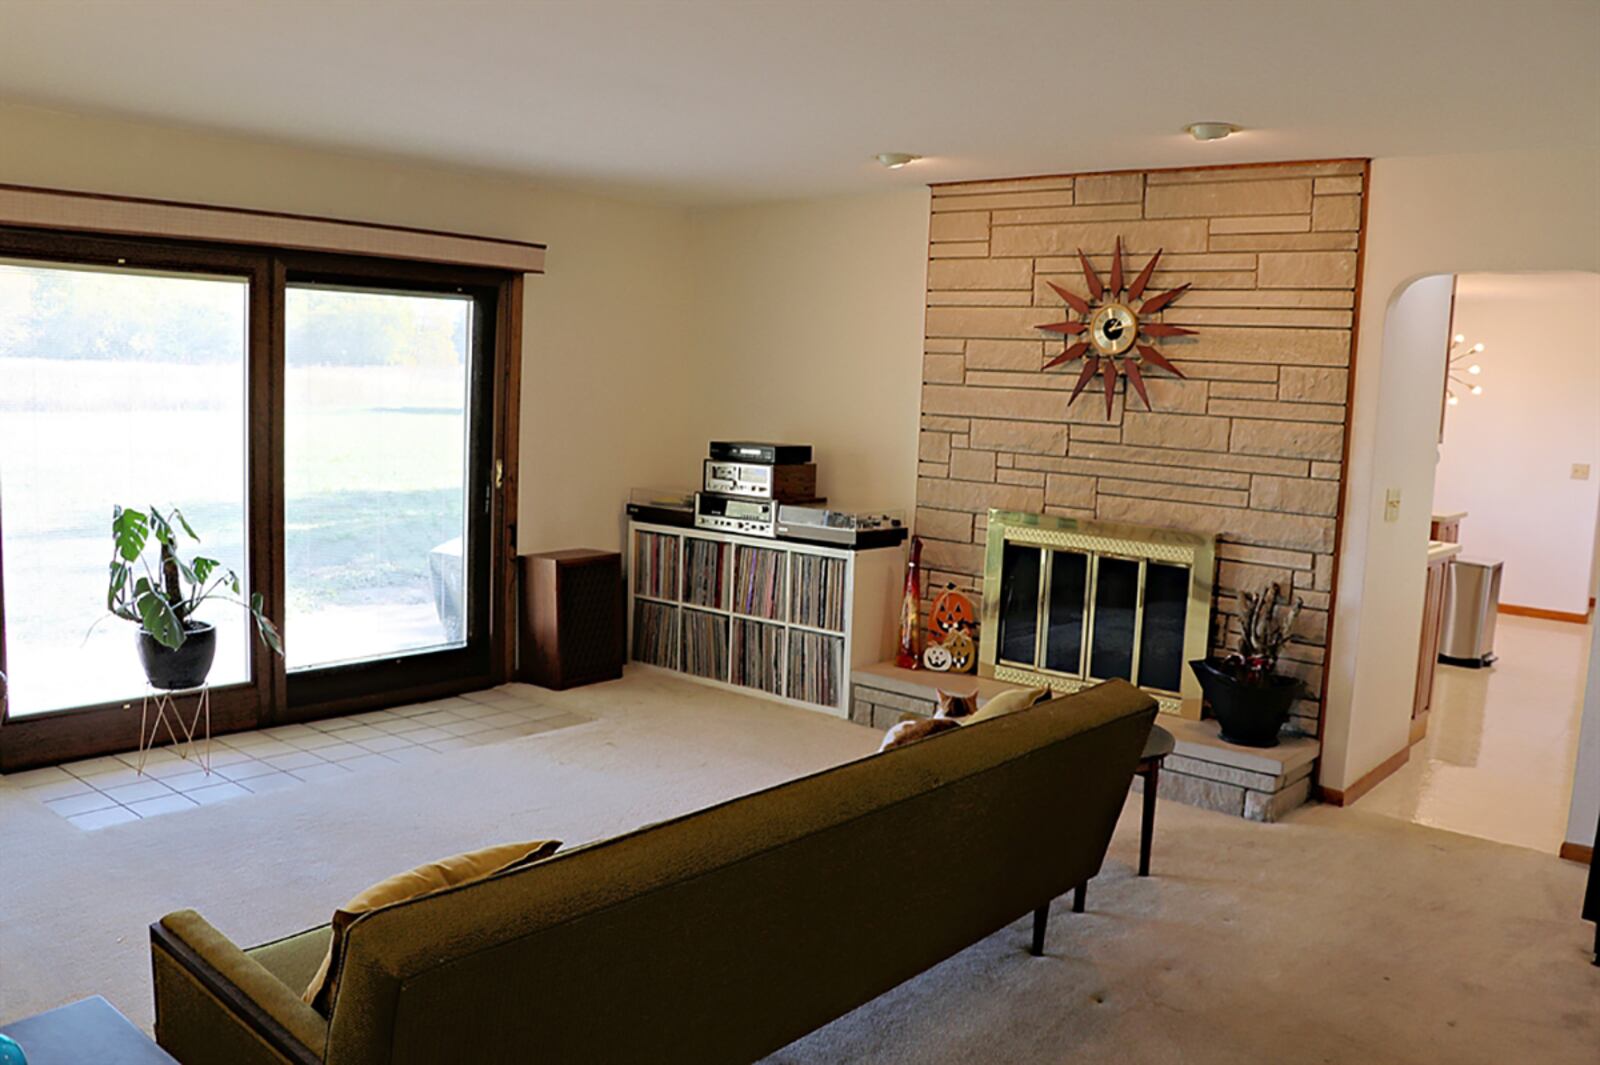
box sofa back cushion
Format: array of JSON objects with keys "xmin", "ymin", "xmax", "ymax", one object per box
[{"xmin": 323, "ymin": 679, "xmax": 1156, "ymax": 1065}]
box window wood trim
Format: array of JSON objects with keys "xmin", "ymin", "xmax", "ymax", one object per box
[
  {"xmin": 0, "ymin": 182, "xmax": 546, "ymax": 274},
  {"xmin": 0, "ymin": 228, "xmax": 525, "ymax": 771}
]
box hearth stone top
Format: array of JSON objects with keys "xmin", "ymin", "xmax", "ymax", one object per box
[
  {"xmin": 1157, "ymin": 716, "xmax": 1319, "ymax": 777},
  {"xmin": 851, "ymin": 661, "xmax": 1023, "ymax": 707}
]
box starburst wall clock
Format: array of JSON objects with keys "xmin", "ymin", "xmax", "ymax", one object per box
[{"xmin": 1035, "ymin": 238, "xmax": 1195, "ymax": 419}]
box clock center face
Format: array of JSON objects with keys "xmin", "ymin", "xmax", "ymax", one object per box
[{"xmin": 1089, "ymin": 303, "xmax": 1139, "ymax": 356}]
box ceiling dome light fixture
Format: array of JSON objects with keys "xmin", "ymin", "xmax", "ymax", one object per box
[
  {"xmin": 875, "ymin": 152, "xmax": 920, "ymax": 169},
  {"xmin": 1185, "ymin": 122, "xmax": 1239, "ymax": 142}
]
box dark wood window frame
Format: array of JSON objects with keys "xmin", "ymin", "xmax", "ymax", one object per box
[{"xmin": 0, "ymin": 227, "xmax": 524, "ymax": 772}]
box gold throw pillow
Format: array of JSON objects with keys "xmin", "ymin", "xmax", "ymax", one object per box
[{"xmin": 303, "ymin": 838, "xmax": 561, "ymax": 1014}]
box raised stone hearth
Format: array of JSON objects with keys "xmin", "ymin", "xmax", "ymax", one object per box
[{"xmin": 851, "ymin": 661, "xmax": 1317, "ymax": 822}]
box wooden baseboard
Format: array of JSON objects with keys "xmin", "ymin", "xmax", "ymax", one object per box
[
  {"xmin": 1408, "ymin": 711, "xmax": 1429, "ymax": 746},
  {"xmin": 1320, "ymin": 746, "xmax": 1409, "ymax": 806},
  {"xmin": 1498, "ymin": 602, "xmax": 1591, "ymax": 624},
  {"xmin": 1559, "ymin": 841, "xmax": 1594, "ymax": 865}
]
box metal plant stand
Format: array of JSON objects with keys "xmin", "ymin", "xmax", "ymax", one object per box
[{"xmin": 136, "ymin": 683, "xmax": 212, "ymax": 777}]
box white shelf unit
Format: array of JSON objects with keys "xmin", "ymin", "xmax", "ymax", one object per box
[{"xmin": 627, "ymin": 520, "xmax": 906, "ymax": 717}]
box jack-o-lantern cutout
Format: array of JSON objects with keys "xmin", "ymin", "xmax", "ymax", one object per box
[
  {"xmin": 927, "ymin": 585, "xmax": 978, "ymax": 647},
  {"xmin": 942, "ymin": 629, "xmax": 977, "ymax": 674},
  {"xmin": 922, "ymin": 644, "xmax": 953, "ymax": 672}
]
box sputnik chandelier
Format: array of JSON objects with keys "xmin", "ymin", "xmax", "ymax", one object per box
[{"xmin": 1445, "ymin": 333, "xmax": 1485, "ymax": 407}]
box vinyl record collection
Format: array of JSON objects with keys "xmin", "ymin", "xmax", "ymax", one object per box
[
  {"xmin": 731, "ymin": 619, "xmax": 785, "ymax": 695},
  {"xmin": 680, "ymin": 609, "xmax": 730, "ymax": 679},
  {"xmin": 632, "ymin": 600, "xmax": 678, "ymax": 668},
  {"xmin": 788, "ymin": 630, "xmax": 842, "ymax": 707},
  {"xmin": 682, "ymin": 538, "xmax": 728, "ymax": 608},
  {"xmin": 789, "ymin": 554, "xmax": 847, "ymax": 632},
  {"xmin": 632, "ymin": 530, "xmax": 679, "ymax": 599},
  {"xmin": 733, "ymin": 546, "xmax": 786, "ymax": 620},
  {"xmin": 627, "ymin": 441, "xmax": 908, "ymax": 714}
]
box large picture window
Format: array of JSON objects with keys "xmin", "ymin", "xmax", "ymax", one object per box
[{"xmin": 0, "ymin": 229, "xmax": 518, "ymax": 770}]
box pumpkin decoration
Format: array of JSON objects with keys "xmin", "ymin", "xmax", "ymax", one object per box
[
  {"xmin": 942, "ymin": 629, "xmax": 977, "ymax": 675},
  {"xmin": 922, "ymin": 644, "xmax": 954, "ymax": 672},
  {"xmin": 927, "ymin": 585, "xmax": 977, "ymax": 647}
]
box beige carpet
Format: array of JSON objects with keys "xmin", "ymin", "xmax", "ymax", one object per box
[{"xmin": 1, "ymin": 669, "xmax": 1595, "ymax": 1063}]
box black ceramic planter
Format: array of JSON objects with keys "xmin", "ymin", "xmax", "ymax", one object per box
[
  {"xmin": 138, "ymin": 622, "xmax": 217, "ymax": 691},
  {"xmin": 1189, "ymin": 658, "xmax": 1300, "ymax": 748}
]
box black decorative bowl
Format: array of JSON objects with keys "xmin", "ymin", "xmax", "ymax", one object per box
[{"xmin": 1189, "ymin": 658, "xmax": 1301, "ymax": 748}]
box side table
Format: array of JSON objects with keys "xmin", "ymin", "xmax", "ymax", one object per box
[
  {"xmin": 0, "ymin": 996, "xmax": 177, "ymax": 1064},
  {"xmin": 1135, "ymin": 723, "xmax": 1176, "ymax": 877},
  {"xmin": 1069, "ymin": 723, "xmax": 1176, "ymax": 916}
]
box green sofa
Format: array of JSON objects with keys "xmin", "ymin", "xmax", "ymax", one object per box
[{"xmin": 150, "ymin": 679, "xmax": 1156, "ymax": 1064}]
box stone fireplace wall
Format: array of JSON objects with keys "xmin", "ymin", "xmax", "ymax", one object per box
[{"xmin": 917, "ymin": 161, "xmax": 1367, "ymax": 735}]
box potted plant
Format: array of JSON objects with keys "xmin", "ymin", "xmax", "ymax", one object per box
[
  {"xmin": 101, "ymin": 506, "xmax": 282, "ymax": 690},
  {"xmin": 1189, "ymin": 582, "xmax": 1304, "ymax": 748}
]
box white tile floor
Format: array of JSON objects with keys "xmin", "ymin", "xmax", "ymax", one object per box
[
  {"xmin": 1357, "ymin": 614, "xmax": 1590, "ymax": 854},
  {"xmin": 0, "ymin": 685, "xmax": 590, "ymax": 831}
]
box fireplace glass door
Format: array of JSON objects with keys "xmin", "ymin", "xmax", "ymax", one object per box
[{"xmin": 995, "ymin": 545, "xmax": 1192, "ymax": 696}]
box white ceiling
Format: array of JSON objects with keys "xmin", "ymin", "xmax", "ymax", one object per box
[{"xmin": 1, "ymin": 0, "xmax": 1596, "ymax": 204}]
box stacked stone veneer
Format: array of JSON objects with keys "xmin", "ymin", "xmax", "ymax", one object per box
[{"xmin": 918, "ymin": 161, "xmax": 1367, "ymax": 735}]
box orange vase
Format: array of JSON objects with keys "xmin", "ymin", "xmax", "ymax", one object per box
[{"xmin": 896, "ymin": 537, "xmax": 923, "ymax": 669}]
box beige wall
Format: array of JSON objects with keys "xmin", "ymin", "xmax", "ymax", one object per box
[
  {"xmin": 685, "ymin": 190, "xmax": 930, "ymax": 516},
  {"xmin": 0, "ymin": 100, "xmax": 703, "ymax": 555},
  {"xmin": 1323, "ymin": 148, "xmax": 1600, "ymax": 795},
  {"xmin": 1435, "ymin": 273, "xmax": 1600, "ymax": 617}
]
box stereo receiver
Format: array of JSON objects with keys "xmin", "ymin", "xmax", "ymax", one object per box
[{"xmin": 703, "ymin": 460, "xmax": 817, "ymax": 501}]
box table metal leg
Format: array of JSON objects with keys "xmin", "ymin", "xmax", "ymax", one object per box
[
  {"xmin": 1140, "ymin": 762, "xmax": 1159, "ymax": 877},
  {"xmin": 1072, "ymin": 882, "xmax": 1085, "ymax": 913}
]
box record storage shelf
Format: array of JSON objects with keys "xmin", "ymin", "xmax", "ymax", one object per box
[{"xmin": 627, "ymin": 520, "xmax": 905, "ymax": 717}]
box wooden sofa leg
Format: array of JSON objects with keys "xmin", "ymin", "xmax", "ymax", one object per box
[
  {"xmin": 1073, "ymin": 883, "xmax": 1086, "ymax": 913},
  {"xmin": 1030, "ymin": 905, "xmax": 1049, "ymax": 956}
]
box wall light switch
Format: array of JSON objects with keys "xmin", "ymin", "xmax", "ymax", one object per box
[
  {"xmin": 1384, "ymin": 488, "xmax": 1401, "ymax": 523},
  {"xmin": 1572, "ymin": 463, "xmax": 1591, "ymax": 481}
]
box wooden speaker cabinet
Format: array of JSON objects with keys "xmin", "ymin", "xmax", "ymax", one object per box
[{"xmin": 518, "ymin": 549, "xmax": 624, "ymax": 690}]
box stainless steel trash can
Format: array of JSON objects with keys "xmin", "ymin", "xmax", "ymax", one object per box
[{"xmin": 1438, "ymin": 557, "xmax": 1503, "ymax": 668}]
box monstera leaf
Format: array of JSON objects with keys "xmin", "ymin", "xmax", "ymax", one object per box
[{"xmin": 112, "ymin": 506, "xmax": 149, "ymax": 563}]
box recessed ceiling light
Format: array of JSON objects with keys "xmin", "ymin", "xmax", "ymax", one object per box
[
  {"xmin": 1185, "ymin": 122, "xmax": 1239, "ymax": 142},
  {"xmin": 875, "ymin": 152, "xmax": 920, "ymax": 169}
]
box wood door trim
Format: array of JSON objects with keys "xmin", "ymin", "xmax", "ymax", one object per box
[
  {"xmin": 1319, "ymin": 743, "xmax": 1409, "ymax": 806},
  {"xmin": 1559, "ymin": 841, "xmax": 1595, "ymax": 865},
  {"xmin": 497, "ymin": 275, "xmax": 525, "ymax": 682},
  {"xmin": 1498, "ymin": 602, "xmax": 1592, "ymax": 624}
]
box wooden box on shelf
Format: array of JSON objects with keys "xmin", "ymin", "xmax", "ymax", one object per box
[{"xmin": 517, "ymin": 549, "xmax": 624, "ymax": 690}]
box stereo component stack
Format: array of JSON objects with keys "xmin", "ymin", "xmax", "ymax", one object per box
[{"xmin": 695, "ymin": 441, "xmax": 821, "ymax": 537}]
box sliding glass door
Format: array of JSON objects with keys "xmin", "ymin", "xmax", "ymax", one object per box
[
  {"xmin": 0, "ymin": 230, "xmax": 513, "ymax": 770},
  {"xmin": 281, "ymin": 279, "xmax": 495, "ymax": 707}
]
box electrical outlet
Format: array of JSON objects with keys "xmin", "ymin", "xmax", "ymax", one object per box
[
  {"xmin": 1573, "ymin": 463, "xmax": 1591, "ymax": 481},
  {"xmin": 1384, "ymin": 488, "xmax": 1401, "ymax": 523}
]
